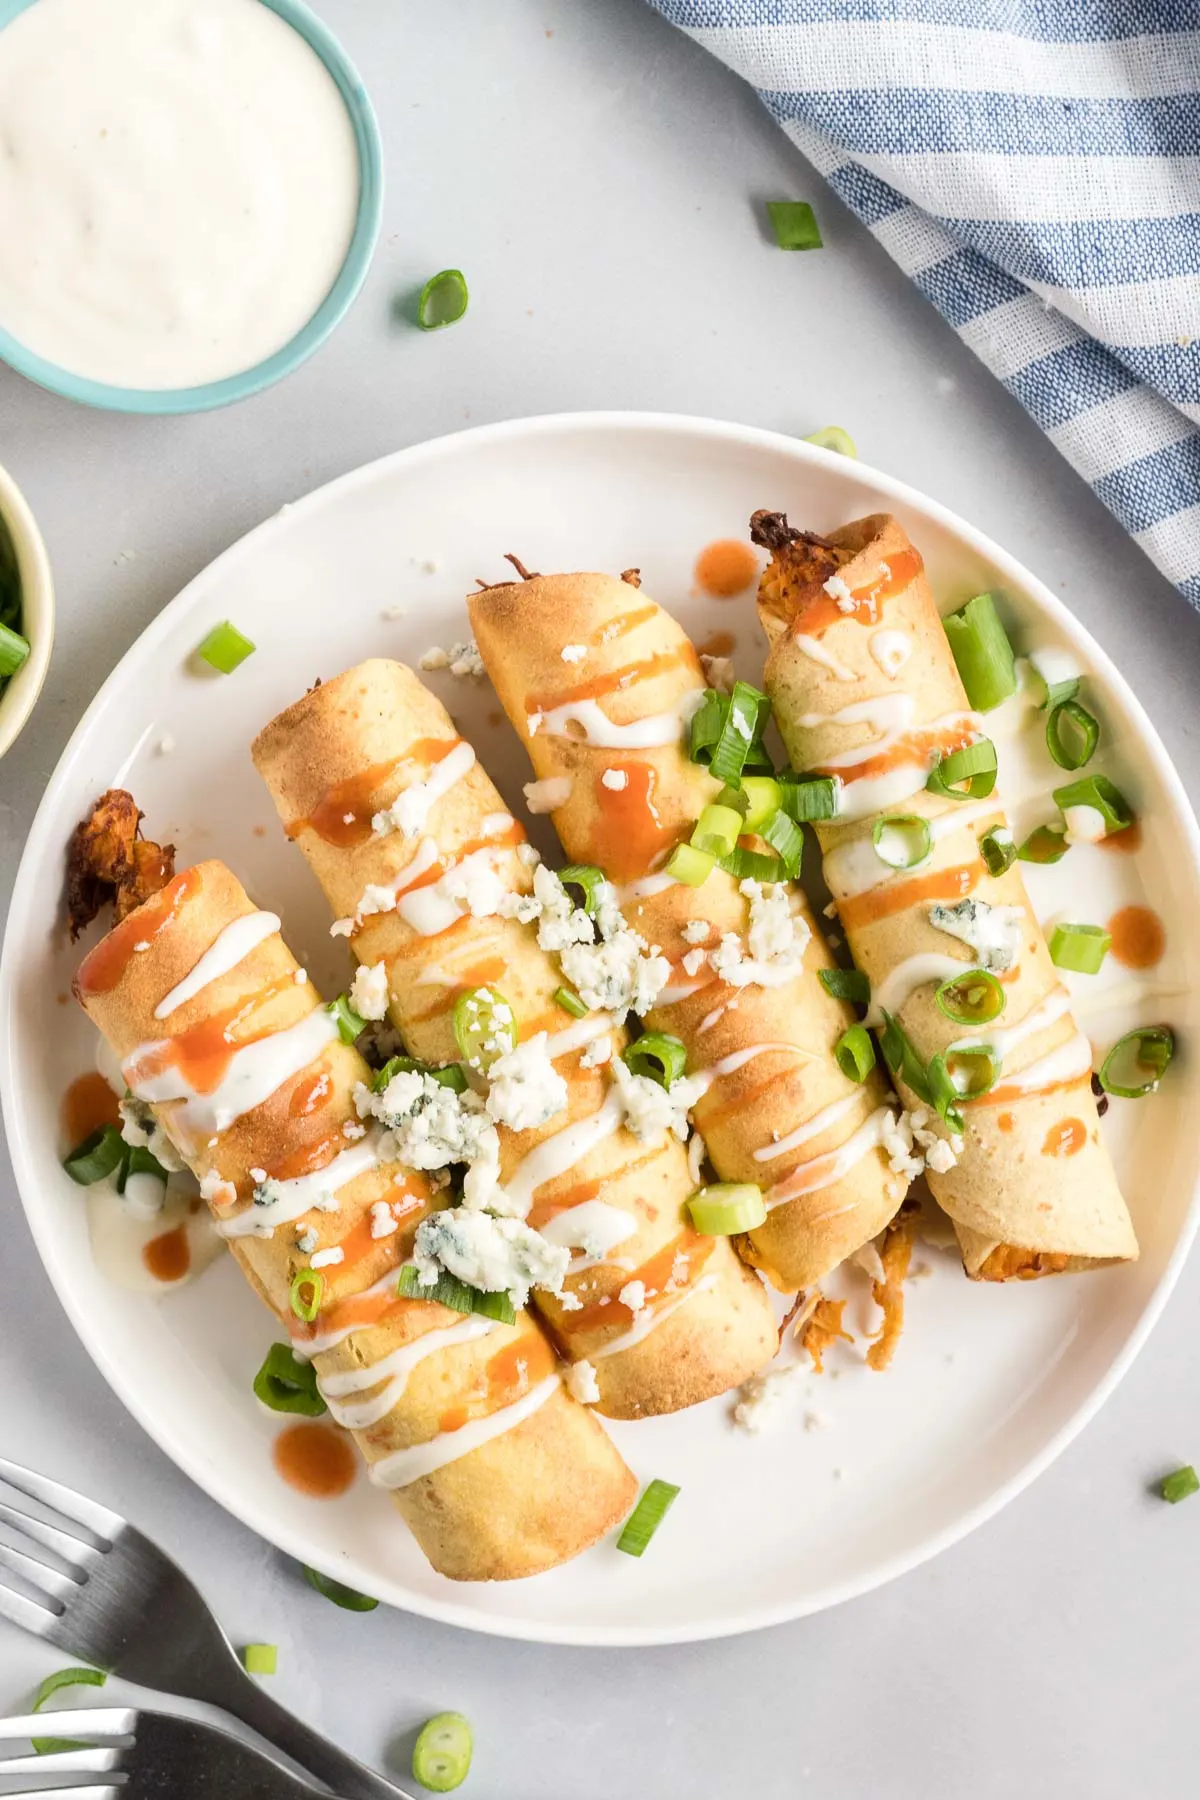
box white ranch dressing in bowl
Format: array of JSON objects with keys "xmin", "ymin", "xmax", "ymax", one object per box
[{"xmin": 0, "ymin": 0, "xmax": 361, "ymax": 390}]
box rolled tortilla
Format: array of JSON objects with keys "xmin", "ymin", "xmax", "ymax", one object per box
[
  {"xmin": 74, "ymin": 858, "xmax": 637, "ymax": 1578},
  {"xmin": 252, "ymin": 660, "xmax": 777, "ymax": 1416},
  {"xmin": 751, "ymin": 510, "xmax": 1137, "ymax": 1278},
  {"xmin": 468, "ymin": 569, "xmax": 907, "ymax": 1292}
]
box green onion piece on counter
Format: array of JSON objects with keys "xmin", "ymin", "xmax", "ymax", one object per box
[
  {"xmin": 665, "ymin": 842, "xmax": 715, "ymax": 887},
  {"xmin": 740, "ymin": 775, "xmax": 781, "ymax": 832},
  {"xmin": 554, "ymin": 985, "xmax": 588, "ymax": 1018},
  {"xmin": 719, "ymin": 845, "xmax": 783, "ymax": 882},
  {"xmin": 979, "ymin": 826, "xmax": 1016, "ymax": 876},
  {"xmin": 1051, "ymin": 774, "xmax": 1134, "ymax": 836},
  {"xmin": 1049, "ymin": 922, "xmax": 1111, "ymax": 975},
  {"xmin": 878, "ymin": 1011, "xmax": 934, "ymax": 1107},
  {"xmin": 779, "ymin": 774, "xmax": 839, "ymax": 822},
  {"xmin": 1018, "ymin": 823, "xmax": 1068, "ymax": 865},
  {"xmin": 803, "ymin": 425, "xmax": 856, "ymax": 457},
  {"xmin": 622, "ymin": 1033, "xmax": 688, "ymax": 1087},
  {"xmin": 762, "ymin": 808, "xmax": 804, "ymax": 875},
  {"xmin": 301, "ymin": 1564, "xmax": 379, "ymax": 1612},
  {"xmin": 558, "ymin": 864, "xmax": 606, "ymax": 915},
  {"xmin": 1098, "ymin": 1026, "xmax": 1174, "ymax": 1099},
  {"xmin": 196, "ymin": 620, "xmax": 255, "ymax": 675},
  {"xmin": 289, "ymin": 1268, "xmax": 324, "ymax": 1324},
  {"xmin": 396, "ymin": 1263, "xmax": 517, "ymax": 1324},
  {"xmin": 691, "ymin": 802, "xmax": 743, "ymax": 858},
  {"xmin": 412, "ymin": 1711, "xmax": 474, "ymax": 1793},
  {"xmin": 935, "ymin": 969, "xmax": 1005, "ymax": 1027},
  {"xmin": 767, "ymin": 200, "xmax": 822, "ymax": 250},
  {"xmin": 253, "ymin": 1343, "xmax": 327, "ymax": 1417},
  {"xmin": 30, "ymin": 1665, "xmax": 107, "ymax": 1756},
  {"xmin": 710, "ymin": 681, "xmax": 772, "ymax": 786},
  {"xmin": 1027, "ymin": 653, "xmax": 1080, "ymax": 712},
  {"xmin": 242, "ymin": 1644, "xmax": 278, "ymax": 1676},
  {"xmin": 1160, "ymin": 1466, "xmax": 1200, "ymax": 1505},
  {"xmin": 616, "ymin": 1478, "xmax": 681, "ymax": 1557},
  {"xmin": 925, "ymin": 739, "xmax": 998, "ymax": 801},
  {"xmin": 327, "ymin": 993, "xmax": 367, "ymax": 1046},
  {"xmin": 688, "ymin": 689, "xmax": 727, "ymax": 766},
  {"xmin": 1045, "ymin": 698, "xmax": 1099, "ymax": 771},
  {"xmin": 932, "ymin": 1046, "xmax": 997, "ymax": 1107},
  {"xmin": 835, "ymin": 1023, "xmax": 876, "ymax": 1083},
  {"xmin": 0, "ymin": 619, "xmax": 30, "ymax": 679},
  {"xmin": 118, "ymin": 1143, "xmax": 169, "ymax": 1191},
  {"xmin": 942, "ymin": 592, "xmax": 1017, "ymax": 712},
  {"xmin": 453, "ymin": 986, "xmax": 516, "ymax": 1073},
  {"xmin": 872, "ymin": 814, "xmax": 931, "ymax": 870},
  {"xmin": 62, "ymin": 1124, "xmax": 127, "ymax": 1186},
  {"xmin": 372, "ymin": 1054, "xmax": 467, "ymax": 1094},
  {"xmin": 688, "ymin": 1183, "xmax": 767, "ymax": 1235},
  {"xmin": 417, "ymin": 268, "xmax": 469, "ymax": 331},
  {"xmin": 819, "ymin": 967, "xmax": 870, "ymax": 1006}
]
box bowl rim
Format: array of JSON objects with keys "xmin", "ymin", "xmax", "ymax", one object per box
[
  {"xmin": 0, "ymin": 0, "xmax": 384, "ymax": 416},
  {"xmin": 0, "ymin": 457, "xmax": 54, "ymax": 760}
]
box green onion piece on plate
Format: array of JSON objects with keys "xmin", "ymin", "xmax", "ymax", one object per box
[
  {"xmin": 196, "ymin": 620, "xmax": 255, "ymax": 675},
  {"xmin": 878, "ymin": 1011, "xmax": 934, "ymax": 1106},
  {"xmin": 1018, "ymin": 823, "xmax": 1068, "ymax": 865},
  {"xmin": 396, "ymin": 1263, "xmax": 517, "ymax": 1323},
  {"xmin": 779, "ymin": 774, "xmax": 838, "ymax": 822},
  {"xmin": 762, "ymin": 808, "xmax": 803, "ymax": 875},
  {"xmin": 1026, "ymin": 651, "xmax": 1080, "ymax": 712},
  {"xmin": 819, "ymin": 967, "xmax": 870, "ymax": 1007},
  {"xmin": 872, "ymin": 814, "xmax": 931, "ymax": 871},
  {"xmin": 1049, "ymin": 922, "xmax": 1111, "ymax": 975},
  {"xmin": 767, "ymin": 200, "xmax": 822, "ymax": 250},
  {"xmin": 688, "ymin": 1182, "xmax": 766, "ymax": 1235},
  {"xmin": 935, "ymin": 969, "xmax": 1005, "ymax": 1026},
  {"xmin": 1098, "ymin": 1026, "xmax": 1173, "ymax": 1099},
  {"xmin": 710, "ymin": 681, "xmax": 771, "ymax": 786},
  {"xmin": 803, "ymin": 425, "xmax": 856, "ymax": 456},
  {"xmin": 30, "ymin": 1665, "xmax": 107, "ymax": 1756},
  {"xmin": 558, "ymin": 864, "xmax": 606, "ymax": 915},
  {"xmin": 417, "ymin": 268, "xmax": 469, "ymax": 331},
  {"xmin": 253, "ymin": 1343, "xmax": 326, "ymax": 1417},
  {"xmin": 0, "ymin": 619, "xmax": 30, "ymax": 680},
  {"xmin": 289, "ymin": 1268, "xmax": 324, "ymax": 1324},
  {"xmin": 453, "ymin": 986, "xmax": 516, "ymax": 1073},
  {"xmin": 719, "ymin": 845, "xmax": 782, "ymax": 883},
  {"xmin": 835, "ymin": 1023, "xmax": 876, "ymax": 1083},
  {"xmin": 1160, "ymin": 1465, "xmax": 1199, "ymax": 1505},
  {"xmin": 616, "ymin": 1478, "xmax": 681, "ymax": 1557},
  {"xmin": 690, "ymin": 802, "xmax": 743, "ymax": 858},
  {"xmin": 665, "ymin": 842, "xmax": 715, "ymax": 887},
  {"xmin": 62, "ymin": 1124, "xmax": 127, "ymax": 1187},
  {"xmin": 942, "ymin": 592, "xmax": 1016, "ymax": 712},
  {"xmin": 925, "ymin": 739, "xmax": 998, "ymax": 801},
  {"xmin": 688, "ymin": 689, "xmax": 727, "ymax": 766},
  {"xmin": 622, "ymin": 1033, "xmax": 687, "ymax": 1087},
  {"xmin": 739, "ymin": 775, "xmax": 781, "ymax": 832},
  {"xmin": 301, "ymin": 1564, "xmax": 379, "ymax": 1611},
  {"xmin": 1046, "ymin": 699, "xmax": 1099, "ymax": 771},
  {"xmin": 242, "ymin": 1644, "xmax": 278, "ymax": 1676},
  {"xmin": 554, "ymin": 985, "xmax": 588, "ymax": 1018},
  {"xmin": 1051, "ymin": 773, "xmax": 1134, "ymax": 835},
  {"xmin": 118, "ymin": 1144, "xmax": 169, "ymax": 1191},
  {"xmin": 327, "ymin": 993, "xmax": 367, "ymax": 1046},
  {"xmin": 979, "ymin": 826, "xmax": 1016, "ymax": 876},
  {"xmin": 372, "ymin": 1054, "xmax": 467, "ymax": 1094},
  {"xmin": 412, "ymin": 1711, "xmax": 474, "ymax": 1793}
]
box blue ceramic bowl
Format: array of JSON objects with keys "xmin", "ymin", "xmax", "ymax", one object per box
[{"xmin": 0, "ymin": 0, "xmax": 384, "ymax": 414}]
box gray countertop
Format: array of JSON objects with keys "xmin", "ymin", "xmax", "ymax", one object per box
[{"xmin": 2, "ymin": 3, "xmax": 1198, "ymax": 1795}]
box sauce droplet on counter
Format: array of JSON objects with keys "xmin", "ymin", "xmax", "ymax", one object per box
[
  {"xmin": 142, "ymin": 1223, "xmax": 191, "ymax": 1283},
  {"xmin": 273, "ymin": 1423, "xmax": 357, "ymax": 1498},
  {"xmin": 1106, "ymin": 904, "xmax": 1165, "ymax": 970},
  {"xmin": 1042, "ymin": 1119, "xmax": 1086, "ymax": 1158},
  {"xmin": 694, "ymin": 540, "xmax": 759, "ymax": 599},
  {"xmin": 75, "ymin": 866, "xmax": 202, "ymax": 997},
  {"xmin": 61, "ymin": 1071, "xmax": 121, "ymax": 1147}
]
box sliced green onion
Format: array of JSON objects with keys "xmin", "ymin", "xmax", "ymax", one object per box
[
  {"xmin": 688, "ymin": 689, "xmax": 727, "ymax": 766},
  {"xmin": 935, "ymin": 969, "xmax": 1005, "ymax": 1027},
  {"xmin": 0, "ymin": 619, "xmax": 30, "ymax": 679},
  {"xmin": 779, "ymin": 773, "xmax": 838, "ymax": 822},
  {"xmin": 417, "ymin": 268, "xmax": 469, "ymax": 331},
  {"xmin": 616, "ymin": 1478, "xmax": 681, "ymax": 1557},
  {"xmin": 372, "ymin": 1054, "xmax": 467, "ymax": 1094},
  {"xmin": 1027, "ymin": 653, "xmax": 1080, "ymax": 712},
  {"xmin": 1098, "ymin": 1026, "xmax": 1173, "ymax": 1099},
  {"xmin": 1018, "ymin": 823, "xmax": 1068, "ymax": 865},
  {"xmin": 760, "ymin": 808, "xmax": 802, "ymax": 875},
  {"xmin": 62, "ymin": 1124, "xmax": 126, "ymax": 1186},
  {"xmin": 740, "ymin": 775, "xmax": 782, "ymax": 832},
  {"xmin": 819, "ymin": 967, "xmax": 870, "ymax": 1006},
  {"xmin": 396, "ymin": 1263, "xmax": 517, "ymax": 1323},
  {"xmin": 934, "ymin": 1046, "xmax": 997, "ymax": 1104},
  {"xmin": 979, "ymin": 826, "xmax": 1016, "ymax": 877},
  {"xmin": 622, "ymin": 1033, "xmax": 687, "ymax": 1087},
  {"xmin": 710, "ymin": 682, "xmax": 771, "ymax": 786},
  {"xmin": 301, "ymin": 1564, "xmax": 379, "ymax": 1612},
  {"xmin": 412, "ymin": 1711, "xmax": 474, "ymax": 1792},
  {"xmin": 453, "ymin": 986, "xmax": 516, "ymax": 1073},
  {"xmin": 925, "ymin": 739, "xmax": 998, "ymax": 801},
  {"xmin": 741, "ymin": 738, "xmax": 776, "ymax": 776},
  {"xmin": 118, "ymin": 1143, "xmax": 169, "ymax": 1190},
  {"xmin": 872, "ymin": 814, "xmax": 931, "ymax": 871},
  {"xmin": 720, "ymin": 845, "xmax": 782, "ymax": 882},
  {"xmin": 1049, "ymin": 923, "xmax": 1111, "ymax": 975},
  {"xmin": 924, "ymin": 1055, "xmax": 967, "ymax": 1131},
  {"xmin": 1160, "ymin": 1466, "xmax": 1199, "ymax": 1505},
  {"xmin": 688, "ymin": 1182, "xmax": 766, "ymax": 1235},
  {"xmin": 289, "ymin": 1268, "xmax": 324, "ymax": 1324},
  {"xmin": 196, "ymin": 620, "xmax": 255, "ymax": 675},
  {"xmin": 942, "ymin": 593, "xmax": 1017, "ymax": 713},
  {"xmin": 1051, "ymin": 774, "xmax": 1134, "ymax": 835},
  {"xmin": 767, "ymin": 200, "xmax": 822, "ymax": 250},
  {"xmin": 803, "ymin": 426, "xmax": 856, "ymax": 457},
  {"xmin": 1046, "ymin": 699, "xmax": 1099, "ymax": 771},
  {"xmin": 554, "ymin": 985, "xmax": 588, "ymax": 1018},
  {"xmin": 327, "ymin": 993, "xmax": 367, "ymax": 1045},
  {"xmin": 835, "ymin": 1024, "xmax": 876, "ymax": 1083},
  {"xmin": 665, "ymin": 842, "xmax": 715, "ymax": 887},
  {"xmin": 691, "ymin": 802, "xmax": 743, "ymax": 858},
  {"xmin": 878, "ymin": 1011, "xmax": 934, "ymax": 1107},
  {"xmin": 242, "ymin": 1644, "xmax": 278, "ymax": 1676},
  {"xmin": 253, "ymin": 1343, "xmax": 327, "ymax": 1417},
  {"xmin": 558, "ymin": 864, "xmax": 606, "ymax": 915},
  {"xmin": 31, "ymin": 1665, "xmax": 107, "ymax": 1756}
]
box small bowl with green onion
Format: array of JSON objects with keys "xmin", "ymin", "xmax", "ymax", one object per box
[{"xmin": 0, "ymin": 459, "xmax": 54, "ymax": 761}]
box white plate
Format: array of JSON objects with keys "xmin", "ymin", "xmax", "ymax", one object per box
[{"xmin": 3, "ymin": 413, "xmax": 1199, "ymax": 1647}]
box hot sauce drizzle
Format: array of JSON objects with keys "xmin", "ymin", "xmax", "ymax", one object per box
[
  {"xmin": 437, "ymin": 1332, "xmax": 557, "ymax": 1434},
  {"xmin": 793, "ymin": 547, "xmax": 924, "ymax": 637},
  {"xmin": 1043, "ymin": 1119, "xmax": 1087, "ymax": 1158},
  {"xmin": 837, "ymin": 862, "xmax": 985, "ymax": 933},
  {"xmin": 560, "ymin": 1231, "xmax": 713, "ymax": 1338},
  {"xmin": 587, "ymin": 605, "xmax": 657, "ymax": 647},
  {"xmin": 527, "ymin": 651, "xmax": 694, "ymax": 718},
  {"xmin": 593, "ymin": 762, "xmax": 676, "ymax": 883},
  {"xmin": 123, "ymin": 973, "xmax": 300, "ymax": 1095},
  {"xmin": 75, "ymin": 866, "xmax": 202, "ymax": 998},
  {"xmin": 285, "ymin": 739, "xmax": 460, "ymax": 848}
]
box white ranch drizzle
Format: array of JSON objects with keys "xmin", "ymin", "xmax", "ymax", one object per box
[
  {"xmin": 864, "ymin": 953, "xmax": 967, "ymax": 1028},
  {"xmin": 824, "ymin": 797, "xmax": 1002, "ymax": 902},
  {"xmin": 793, "ymin": 633, "xmax": 858, "ymax": 682},
  {"xmin": 764, "ymin": 1107, "xmax": 894, "ymax": 1212},
  {"xmin": 154, "ymin": 911, "xmax": 280, "ymax": 1019},
  {"xmin": 752, "ymin": 1091, "xmax": 861, "ymax": 1164},
  {"xmin": 949, "ymin": 985, "xmax": 1073, "ymax": 1062},
  {"xmin": 692, "ymin": 1041, "xmax": 807, "ymax": 1093},
  {"xmin": 217, "ymin": 1132, "xmax": 384, "ymax": 1239},
  {"xmin": 502, "ymin": 1091, "xmax": 624, "ymax": 1217},
  {"xmin": 617, "ymin": 871, "xmax": 677, "ymax": 903},
  {"xmin": 538, "ymin": 1200, "xmax": 638, "ymax": 1261},
  {"xmin": 805, "ymin": 705, "xmax": 984, "ymax": 823},
  {"xmin": 797, "ymin": 694, "xmax": 916, "ymax": 769},
  {"xmin": 124, "ymin": 1008, "xmax": 338, "ymax": 1146},
  {"xmin": 589, "ymin": 1273, "xmax": 719, "ymax": 1361},
  {"xmin": 374, "ymin": 739, "xmax": 476, "ymax": 840},
  {"xmin": 318, "ymin": 1315, "xmax": 501, "ymax": 1431},
  {"xmin": 528, "ymin": 689, "xmax": 704, "ymax": 750},
  {"xmin": 657, "ymin": 972, "xmax": 714, "ymax": 1007},
  {"xmin": 541, "ymin": 1012, "xmax": 617, "ymax": 1061},
  {"xmin": 367, "ymin": 1374, "xmax": 561, "ymax": 1489},
  {"xmin": 869, "ymin": 629, "xmax": 913, "ymax": 678},
  {"xmin": 977, "ymin": 1030, "xmax": 1093, "ymax": 1098},
  {"xmin": 397, "ymin": 847, "xmax": 514, "ymax": 937}
]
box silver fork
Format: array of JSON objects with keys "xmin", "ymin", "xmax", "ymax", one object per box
[
  {"xmin": 0, "ymin": 1457, "xmax": 415, "ymax": 1800},
  {"xmin": 0, "ymin": 1704, "xmax": 326, "ymax": 1798}
]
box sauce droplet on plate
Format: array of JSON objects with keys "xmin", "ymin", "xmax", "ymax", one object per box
[
  {"xmin": 142, "ymin": 1223, "xmax": 191, "ymax": 1283},
  {"xmin": 698, "ymin": 628, "xmax": 736, "ymax": 659},
  {"xmin": 1100, "ymin": 818, "xmax": 1142, "ymax": 855},
  {"xmin": 273, "ymin": 1422, "xmax": 357, "ymax": 1498},
  {"xmin": 1106, "ymin": 904, "xmax": 1164, "ymax": 969},
  {"xmin": 61, "ymin": 1070, "xmax": 121, "ymax": 1147},
  {"xmin": 694, "ymin": 540, "xmax": 759, "ymax": 599}
]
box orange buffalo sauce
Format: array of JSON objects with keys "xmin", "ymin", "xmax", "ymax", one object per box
[
  {"xmin": 273, "ymin": 1423, "xmax": 357, "ymax": 1498},
  {"xmin": 1100, "ymin": 817, "xmax": 1143, "ymax": 855},
  {"xmin": 587, "ymin": 604, "xmax": 657, "ymax": 647},
  {"xmin": 61, "ymin": 1071, "xmax": 121, "ymax": 1148},
  {"xmin": 284, "ymin": 738, "xmax": 459, "ymax": 848},
  {"xmin": 293, "ymin": 1276, "xmax": 419, "ymax": 1352},
  {"xmin": 694, "ymin": 539, "xmax": 759, "ymax": 599},
  {"xmin": 527, "ymin": 651, "xmax": 694, "ymax": 719},
  {"xmin": 143, "ymin": 1224, "xmax": 191, "ymax": 1283},
  {"xmin": 289, "ymin": 1070, "xmax": 332, "ymax": 1118},
  {"xmin": 698, "ymin": 628, "xmax": 736, "ymax": 658},
  {"xmin": 837, "ymin": 861, "xmax": 984, "ymax": 934},
  {"xmin": 696, "ymin": 1059, "xmax": 805, "ymax": 1130},
  {"xmin": 793, "ymin": 546, "xmax": 923, "ymax": 636},
  {"xmin": 326, "ymin": 1182, "xmax": 431, "ymax": 1275},
  {"xmin": 820, "ymin": 719, "xmax": 976, "ymax": 795},
  {"xmin": 1043, "ymin": 1119, "xmax": 1087, "ymax": 1158},
  {"xmin": 1107, "ymin": 904, "xmax": 1164, "ymax": 970},
  {"xmin": 122, "ymin": 974, "xmax": 299, "ymax": 1096},
  {"xmin": 75, "ymin": 866, "xmax": 202, "ymax": 998},
  {"xmin": 593, "ymin": 762, "xmax": 676, "ymax": 882},
  {"xmin": 264, "ymin": 1128, "xmax": 347, "ymax": 1186},
  {"xmin": 997, "ymin": 1111, "xmax": 1015, "ymax": 1133},
  {"xmin": 969, "ymin": 1071, "xmax": 1089, "ymax": 1109},
  {"xmin": 409, "ymin": 953, "xmax": 509, "ymax": 1024},
  {"xmin": 560, "ymin": 1231, "xmax": 713, "ymax": 1339},
  {"xmin": 437, "ymin": 1332, "xmax": 557, "ymax": 1435}
]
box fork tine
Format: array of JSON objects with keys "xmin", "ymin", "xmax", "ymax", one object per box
[
  {"xmin": 0, "ymin": 1710, "xmax": 136, "ymax": 1745},
  {"xmin": 0, "ymin": 1578, "xmax": 62, "ymax": 1639},
  {"xmin": 0, "ymin": 1541, "xmax": 80, "ymax": 1603},
  {"xmin": 0, "ymin": 1787, "xmax": 121, "ymax": 1800},
  {"xmin": 0, "ymin": 1459, "xmax": 121, "ymax": 1543},
  {"xmin": 0, "ymin": 1745, "xmax": 124, "ymax": 1776},
  {"xmin": 0, "ymin": 1502, "xmax": 96, "ymax": 1571}
]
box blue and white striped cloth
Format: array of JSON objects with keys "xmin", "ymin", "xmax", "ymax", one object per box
[{"xmin": 648, "ymin": 1, "xmax": 1200, "ymax": 604}]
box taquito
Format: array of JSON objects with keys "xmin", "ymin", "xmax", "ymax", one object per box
[
  {"xmin": 252, "ymin": 660, "xmax": 776, "ymax": 1417},
  {"xmin": 468, "ymin": 570, "xmax": 907, "ymax": 1292},
  {"xmin": 751, "ymin": 509, "xmax": 1137, "ymax": 1278},
  {"xmin": 74, "ymin": 858, "xmax": 637, "ymax": 1578}
]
